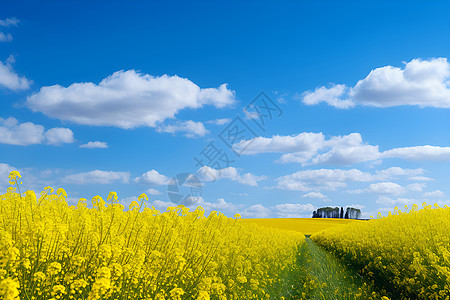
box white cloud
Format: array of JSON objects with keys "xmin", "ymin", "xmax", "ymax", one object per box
[
  {"xmin": 302, "ymin": 192, "xmax": 327, "ymax": 199},
  {"xmin": 80, "ymin": 141, "xmax": 108, "ymax": 149},
  {"xmin": 376, "ymin": 196, "xmax": 416, "ymax": 207},
  {"xmin": 147, "ymin": 197, "xmax": 238, "ymax": 216},
  {"xmin": 145, "ymin": 188, "xmax": 162, "ymax": 195},
  {"xmin": 309, "ymin": 133, "xmax": 381, "ymax": 165},
  {"xmin": 406, "ymin": 183, "xmax": 426, "ymax": 192},
  {"xmin": 0, "ymin": 17, "xmax": 19, "ymax": 27},
  {"xmin": 157, "ymin": 120, "xmax": 209, "ymax": 138},
  {"xmin": 302, "ymin": 84, "xmax": 354, "ymax": 108},
  {"xmin": 276, "ymin": 168, "xmax": 375, "ymax": 192},
  {"xmin": 0, "ymin": 56, "xmax": 31, "ymax": 90},
  {"xmin": 236, "ymin": 132, "xmax": 379, "ymax": 165},
  {"xmin": 196, "ymin": 166, "xmax": 266, "ymax": 187},
  {"xmin": 408, "ymin": 176, "xmax": 433, "ymax": 181},
  {"xmin": 0, "ymin": 32, "xmax": 12, "ymax": 42},
  {"xmin": 207, "ymin": 118, "xmax": 232, "ymax": 125},
  {"xmin": 64, "ymin": 170, "xmax": 130, "ymax": 184},
  {"xmin": 27, "ymin": 70, "xmax": 235, "ymax": 129},
  {"xmin": 235, "ymin": 132, "xmax": 324, "ymax": 158},
  {"xmin": 231, "ymin": 192, "xmax": 248, "ymax": 196},
  {"xmin": 274, "ymin": 203, "xmax": 315, "ymax": 218},
  {"xmin": 366, "ymin": 182, "xmax": 406, "ymax": 196},
  {"xmin": 375, "ymin": 167, "xmax": 424, "ymax": 179},
  {"xmin": 44, "ymin": 128, "xmax": 74, "ymax": 145},
  {"xmin": 423, "ymin": 190, "xmax": 444, "ymax": 198},
  {"xmin": 301, "ymin": 58, "xmax": 450, "ymax": 108},
  {"xmin": 135, "ymin": 170, "xmax": 169, "ymax": 186},
  {"xmin": 0, "ymin": 117, "xmax": 44, "ymax": 145},
  {"xmin": 0, "ymin": 163, "xmax": 16, "ymax": 188},
  {"xmin": 196, "ymin": 198, "xmax": 236, "ymax": 212},
  {"xmin": 242, "ymin": 204, "xmax": 271, "ymax": 218},
  {"xmin": 277, "ymin": 167, "xmax": 425, "ymax": 192},
  {"xmin": 149, "ymin": 200, "xmax": 176, "ymax": 211},
  {"xmin": 236, "ymin": 131, "xmax": 450, "ymax": 166},
  {"xmin": 0, "ymin": 117, "xmax": 74, "ymax": 146},
  {"xmin": 382, "ymin": 146, "xmax": 450, "ymax": 161}
]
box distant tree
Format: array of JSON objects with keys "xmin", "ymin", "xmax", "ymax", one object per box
[
  {"xmin": 312, "ymin": 206, "xmax": 362, "ymax": 219},
  {"xmin": 344, "ymin": 207, "xmax": 362, "ymax": 219}
]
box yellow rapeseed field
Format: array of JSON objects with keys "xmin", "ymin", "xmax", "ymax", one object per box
[
  {"xmin": 243, "ymin": 218, "xmax": 362, "ymax": 235},
  {"xmin": 311, "ymin": 204, "xmax": 450, "ymax": 299},
  {"xmin": 0, "ymin": 171, "xmax": 306, "ymax": 299}
]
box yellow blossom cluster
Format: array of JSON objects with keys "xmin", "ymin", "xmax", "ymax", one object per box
[
  {"xmin": 311, "ymin": 203, "xmax": 450, "ymax": 299},
  {"xmin": 0, "ymin": 171, "xmax": 305, "ymax": 299}
]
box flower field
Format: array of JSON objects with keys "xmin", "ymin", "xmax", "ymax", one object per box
[
  {"xmin": 311, "ymin": 204, "xmax": 450, "ymax": 299},
  {"xmin": 2, "ymin": 171, "xmax": 450, "ymax": 299},
  {"xmin": 242, "ymin": 218, "xmax": 362, "ymax": 236},
  {"xmin": 0, "ymin": 172, "xmax": 306, "ymax": 299}
]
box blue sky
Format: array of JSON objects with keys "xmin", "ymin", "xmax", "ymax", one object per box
[{"xmin": 1, "ymin": 0, "xmax": 449, "ymax": 218}]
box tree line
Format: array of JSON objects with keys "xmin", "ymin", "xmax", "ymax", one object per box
[{"xmin": 312, "ymin": 207, "xmax": 362, "ymax": 219}]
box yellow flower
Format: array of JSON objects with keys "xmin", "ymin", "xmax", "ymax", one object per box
[
  {"xmin": 197, "ymin": 291, "xmax": 210, "ymax": 300},
  {"xmin": 8, "ymin": 171, "xmax": 21, "ymax": 185},
  {"xmin": 52, "ymin": 284, "xmax": 66, "ymax": 295},
  {"xmin": 96, "ymin": 267, "xmax": 111, "ymax": 279},
  {"xmin": 33, "ymin": 272, "xmax": 46, "ymax": 282},
  {"xmin": 0, "ymin": 278, "xmax": 20, "ymax": 300},
  {"xmin": 88, "ymin": 278, "xmax": 110, "ymax": 300},
  {"xmin": 169, "ymin": 287, "xmax": 184, "ymax": 299},
  {"xmin": 47, "ymin": 262, "xmax": 62, "ymax": 275}
]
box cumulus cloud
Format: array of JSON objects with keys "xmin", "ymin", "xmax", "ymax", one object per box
[
  {"xmin": 302, "ymin": 84, "xmax": 354, "ymax": 108},
  {"xmin": 0, "ymin": 56, "xmax": 31, "ymax": 90},
  {"xmin": 375, "ymin": 167, "xmax": 424, "ymax": 179},
  {"xmin": 145, "ymin": 188, "xmax": 162, "ymax": 195},
  {"xmin": 301, "ymin": 58, "xmax": 450, "ymax": 108},
  {"xmin": 196, "ymin": 198, "xmax": 236, "ymax": 212},
  {"xmin": 349, "ymin": 182, "xmax": 406, "ymax": 196},
  {"xmin": 27, "ymin": 70, "xmax": 235, "ymax": 129},
  {"xmin": 0, "ymin": 17, "xmax": 19, "ymax": 43},
  {"xmin": 309, "ymin": 133, "xmax": 380, "ymax": 165},
  {"xmin": 64, "ymin": 170, "xmax": 130, "ymax": 184},
  {"xmin": 277, "ymin": 167, "xmax": 425, "ymax": 192},
  {"xmin": 408, "ymin": 176, "xmax": 433, "ymax": 181},
  {"xmin": 302, "ymin": 192, "xmax": 327, "ymax": 199},
  {"xmin": 241, "ymin": 204, "xmax": 271, "ymax": 218},
  {"xmin": 80, "ymin": 141, "xmax": 108, "ymax": 149},
  {"xmin": 196, "ymin": 166, "xmax": 266, "ymax": 187},
  {"xmin": 0, "ymin": 17, "xmax": 19, "ymax": 27},
  {"xmin": 0, "ymin": 32, "xmax": 12, "ymax": 42},
  {"xmin": 423, "ymin": 190, "xmax": 444, "ymax": 198},
  {"xmin": 382, "ymin": 146, "xmax": 450, "ymax": 161},
  {"xmin": 0, "ymin": 117, "xmax": 74, "ymax": 146},
  {"xmin": 0, "ymin": 163, "xmax": 16, "ymax": 188},
  {"xmin": 235, "ymin": 131, "xmax": 450, "ymax": 166},
  {"xmin": 274, "ymin": 203, "xmax": 315, "ymax": 218},
  {"xmin": 135, "ymin": 170, "xmax": 169, "ymax": 186},
  {"xmin": 376, "ymin": 196, "xmax": 416, "ymax": 207},
  {"xmin": 157, "ymin": 120, "xmax": 209, "ymax": 138},
  {"xmin": 236, "ymin": 132, "xmax": 379, "ymax": 165},
  {"xmin": 44, "ymin": 128, "xmax": 74, "ymax": 145},
  {"xmin": 238, "ymin": 202, "xmax": 316, "ymax": 218},
  {"xmin": 235, "ymin": 132, "xmax": 325, "ymax": 158},
  {"xmin": 406, "ymin": 183, "xmax": 426, "ymax": 192},
  {"xmin": 276, "ymin": 168, "xmax": 375, "ymax": 192},
  {"xmin": 207, "ymin": 118, "xmax": 232, "ymax": 125},
  {"xmin": 145, "ymin": 197, "xmax": 238, "ymax": 216}
]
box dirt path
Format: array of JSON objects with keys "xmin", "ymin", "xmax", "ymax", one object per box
[{"xmin": 301, "ymin": 238, "xmax": 377, "ymax": 299}]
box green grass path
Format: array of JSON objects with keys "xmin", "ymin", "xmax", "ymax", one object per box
[{"xmin": 300, "ymin": 238, "xmax": 377, "ymax": 299}]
